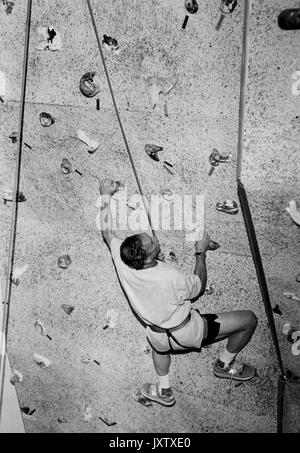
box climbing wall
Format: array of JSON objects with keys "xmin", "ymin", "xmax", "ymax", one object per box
[{"xmin": 0, "ymin": 0, "xmax": 298, "ymax": 433}]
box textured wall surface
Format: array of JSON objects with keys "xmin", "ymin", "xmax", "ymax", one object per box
[{"xmin": 0, "ymin": 0, "xmax": 299, "ymax": 433}]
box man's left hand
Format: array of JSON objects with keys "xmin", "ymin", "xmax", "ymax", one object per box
[{"xmin": 99, "ymin": 178, "xmax": 120, "ymax": 196}]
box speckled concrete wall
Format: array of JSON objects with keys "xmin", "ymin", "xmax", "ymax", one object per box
[{"xmin": 0, "ymin": 0, "xmax": 298, "ymax": 433}]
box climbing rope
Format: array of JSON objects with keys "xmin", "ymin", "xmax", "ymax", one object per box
[
  {"xmin": 85, "ymin": 0, "xmax": 156, "ymax": 237},
  {"xmin": 0, "ymin": 0, "xmax": 32, "ymax": 427}
]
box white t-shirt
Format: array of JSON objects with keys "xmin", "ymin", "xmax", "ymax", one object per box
[{"xmin": 110, "ymin": 238, "xmax": 201, "ymax": 329}]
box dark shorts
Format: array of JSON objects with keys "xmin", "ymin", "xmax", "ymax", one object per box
[{"xmin": 199, "ymin": 312, "xmax": 221, "ymax": 347}]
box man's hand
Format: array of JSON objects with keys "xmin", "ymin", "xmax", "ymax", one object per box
[
  {"xmin": 156, "ymin": 249, "xmax": 165, "ymax": 262},
  {"xmin": 195, "ymin": 231, "xmax": 211, "ymax": 253},
  {"xmin": 99, "ymin": 178, "xmax": 120, "ymax": 196}
]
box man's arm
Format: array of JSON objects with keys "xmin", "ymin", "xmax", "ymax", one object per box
[
  {"xmin": 99, "ymin": 179, "xmax": 119, "ymax": 249},
  {"xmin": 191, "ymin": 231, "xmax": 211, "ymax": 301}
]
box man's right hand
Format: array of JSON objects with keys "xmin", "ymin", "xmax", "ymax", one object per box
[
  {"xmin": 99, "ymin": 178, "xmax": 120, "ymax": 196},
  {"xmin": 195, "ymin": 231, "xmax": 211, "ymax": 253}
]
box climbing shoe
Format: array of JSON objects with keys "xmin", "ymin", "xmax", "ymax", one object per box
[
  {"xmin": 140, "ymin": 383, "xmax": 176, "ymax": 407},
  {"xmin": 214, "ymin": 359, "xmax": 256, "ymax": 381}
]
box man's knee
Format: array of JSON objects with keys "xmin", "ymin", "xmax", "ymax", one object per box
[{"xmin": 245, "ymin": 310, "xmax": 258, "ymax": 332}]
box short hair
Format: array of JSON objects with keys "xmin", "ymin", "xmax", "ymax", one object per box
[{"xmin": 120, "ymin": 235, "xmax": 147, "ymax": 270}]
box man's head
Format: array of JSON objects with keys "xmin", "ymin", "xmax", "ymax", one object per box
[{"xmin": 120, "ymin": 233, "xmax": 160, "ymax": 270}]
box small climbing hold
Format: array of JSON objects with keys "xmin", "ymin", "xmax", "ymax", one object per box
[
  {"xmin": 77, "ymin": 129, "xmax": 100, "ymax": 154},
  {"xmin": 205, "ymin": 285, "xmax": 215, "ymax": 295},
  {"xmin": 33, "ymin": 318, "xmax": 46, "ymax": 336},
  {"xmin": 102, "ymin": 35, "xmax": 120, "ymax": 55},
  {"xmin": 61, "ymin": 158, "xmax": 72, "ymax": 175},
  {"xmin": 282, "ymin": 322, "xmax": 291, "ymax": 335},
  {"xmin": 185, "ymin": 0, "xmax": 198, "ymax": 14},
  {"xmin": 162, "ymin": 189, "xmax": 175, "ymax": 202},
  {"xmin": 81, "ymin": 355, "xmax": 93, "ymax": 364},
  {"xmin": 2, "ymin": 189, "xmax": 26, "ymax": 203},
  {"xmin": 9, "ymin": 132, "xmax": 18, "ymax": 143},
  {"xmin": 278, "ymin": 9, "xmax": 300, "ymax": 30},
  {"xmin": 283, "ymin": 291, "xmax": 300, "ymax": 301},
  {"xmin": 10, "ymin": 369, "xmax": 23, "ymax": 385},
  {"xmin": 99, "ymin": 413, "xmax": 117, "ymax": 427},
  {"xmin": 216, "ymin": 200, "xmax": 239, "ymax": 215},
  {"xmin": 39, "ymin": 112, "xmax": 55, "ymax": 127},
  {"xmin": 286, "ymin": 200, "xmax": 300, "ymax": 226},
  {"xmin": 142, "ymin": 345, "xmax": 151, "ymax": 355},
  {"xmin": 33, "ymin": 353, "xmax": 51, "ymax": 369},
  {"xmin": 291, "ymin": 339, "xmax": 300, "ymax": 356},
  {"xmin": 207, "ymin": 240, "xmax": 220, "ymax": 251},
  {"xmin": 35, "ymin": 25, "xmax": 62, "ymax": 51},
  {"xmin": 79, "ymin": 71, "xmax": 100, "ymax": 98},
  {"xmin": 4, "ymin": 1, "xmax": 14, "ymax": 14},
  {"xmin": 58, "ymin": 255, "xmax": 72, "ymax": 269},
  {"xmin": 290, "ymin": 330, "xmax": 300, "ymax": 343},
  {"xmin": 145, "ymin": 75, "xmax": 178, "ymax": 109},
  {"xmin": 21, "ymin": 407, "xmax": 37, "ymax": 420},
  {"xmin": 169, "ymin": 251, "xmax": 178, "ymax": 264},
  {"xmin": 272, "ymin": 305, "xmax": 282, "ymax": 316},
  {"xmin": 58, "ymin": 418, "xmax": 67, "ymax": 424},
  {"xmin": 83, "ymin": 404, "xmax": 93, "ymax": 422},
  {"xmin": 209, "ymin": 149, "xmax": 232, "ymax": 167},
  {"xmin": 11, "ymin": 263, "xmax": 29, "ymax": 285},
  {"xmin": 296, "ymin": 273, "xmax": 300, "ymax": 283},
  {"xmin": 103, "ymin": 308, "xmax": 119, "ymax": 329},
  {"xmin": 134, "ymin": 389, "xmax": 153, "ymax": 407},
  {"xmin": 62, "ymin": 304, "xmax": 74, "ymax": 315},
  {"xmin": 220, "ymin": 0, "xmax": 237, "ymax": 14},
  {"xmin": 145, "ymin": 144, "xmax": 163, "ymax": 162}
]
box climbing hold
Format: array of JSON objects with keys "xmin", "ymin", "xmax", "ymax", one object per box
[
  {"xmin": 220, "ymin": 0, "xmax": 237, "ymax": 14},
  {"xmin": 9, "ymin": 132, "xmax": 18, "ymax": 143},
  {"xmin": 58, "ymin": 255, "xmax": 72, "ymax": 269},
  {"xmin": 283, "ymin": 291, "xmax": 300, "ymax": 301},
  {"xmin": 83, "ymin": 404, "xmax": 93, "ymax": 422},
  {"xmin": 58, "ymin": 418, "xmax": 67, "ymax": 424},
  {"xmin": 169, "ymin": 251, "xmax": 178, "ymax": 264},
  {"xmin": 272, "ymin": 305, "xmax": 282, "ymax": 316},
  {"xmin": 79, "ymin": 72, "xmax": 100, "ymax": 98},
  {"xmin": 61, "ymin": 158, "xmax": 72, "ymax": 175},
  {"xmin": 205, "ymin": 285, "xmax": 215, "ymax": 295},
  {"xmin": 282, "ymin": 322, "xmax": 291, "ymax": 335},
  {"xmin": 286, "ymin": 200, "xmax": 300, "ymax": 226},
  {"xmin": 142, "ymin": 345, "xmax": 151, "ymax": 355},
  {"xmin": 291, "ymin": 339, "xmax": 300, "ymax": 356},
  {"xmin": 296, "ymin": 273, "xmax": 300, "ymax": 283},
  {"xmin": 185, "ymin": 0, "xmax": 198, "ymax": 14},
  {"xmin": 33, "ymin": 318, "xmax": 47, "ymax": 336},
  {"xmin": 35, "ymin": 25, "xmax": 62, "ymax": 51},
  {"xmin": 2, "ymin": 189, "xmax": 26, "ymax": 203},
  {"xmin": 104, "ymin": 308, "xmax": 119, "ymax": 329},
  {"xmin": 21, "ymin": 407, "xmax": 37, "ymax": 420},
  {"xmin": 145, "ymin": 75, "xmax": 178, "ymax": 109},
  {"xmin": 162, "ymin": 189, "xmax": 175, "ymax": 202},
  {"xmin": 39, "ymin": 112, "xmax": 55, "ymax": 127},
  {"xmin": 290, "ymin": 330, "xmax": 300, "ymax": 343},
  {"xmin": 145, "ymin": 144, "xmax": 163, "ymax": 162},
  {"xmin": 134, "ymin": 389, "xmax": 153, "ymax": 407},
  {"xmin": 62, "ymin": 304, "xmax": 74, "ymax": 315},
  {"xmin": 4, "ymin": 1, "xmax": 14, "ymax": 14},
  {"xmin": 207, "ymin": 240, "xmax": 220, "ymax": 251},
  {"xmin": 209, "ymin": 149, "xmax": 232, "ymax": 167},
  {"xmin": 216, "ymin": 200, "xmax": 239, "ymax": 215},
  {"xmin": 278, "ymin": 9, "xmax": 300, "ymax": 30},
  {"xmin": 10, "ymin": 369, "xmax": 23, "ymax": 385},
  {"xmin": 11, "ymin": 263, "xmax": 29, "ymax": 285},
  {"xmin": 102, "ymin": 35, "xmax": 120, "ymax": 55},
  {"xmin": 81, "ymin": 355, "xmax": 93, "ymax": 364},
  {"xmin": 33, "ymin": 353, "xmax": 51, "ymax": 369},
  {"xmin": 99, "ymin": 413, "xmax": 117, "ymax": 427},
  {"xmin": 77, "ymin": 129, "xmax": 100, "ymax": 154}
]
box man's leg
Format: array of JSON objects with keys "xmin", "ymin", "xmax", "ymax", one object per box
[{"xmin": 201, "ymin": 310, "xmax": 258, "ymax": 380}]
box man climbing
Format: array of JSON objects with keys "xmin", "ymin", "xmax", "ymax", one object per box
[{"xmin": 99, "ymin": 178, "xmax": 258, "ymax": 407}]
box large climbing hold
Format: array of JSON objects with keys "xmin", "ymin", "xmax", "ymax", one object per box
[
  {"xmin": 145, "ymin": 144, "xmax": 163, "ymax": 162},
  {"xmin": 216, "ymin": 200, "xmax": 239, "ymax": 215},
  {"xmin": 79, "ymin": 71, "xmax": 100, "ymax": 98},
  {"xmin": 185, "ymin": 0, "xmax": 198, "ymax": 14},
  {"xmin": 102, "ymin": 35, "xmax": 121, "ymax": 55},
  {"xmin": 76, "ymin": 129, "xmax": 100, "ymax": 154},
  {"xmin": 278, "ymin": 9, "xmax": 300, "ymax": 30},
  {"xmin": 39, "ymin": 112, "xmax": 55, "ymax": 127},
  {"xmin": 35, "ymin": 25, "xmax": 62, "ymax": 51},
  {"xmin": 145, "ymin": 75, "xmax": 178, "ymax": 109}
]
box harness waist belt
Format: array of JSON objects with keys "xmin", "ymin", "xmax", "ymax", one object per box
[{"xmin": 149, "ymin": 312, "xmax": 191, "ymax": 333}]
